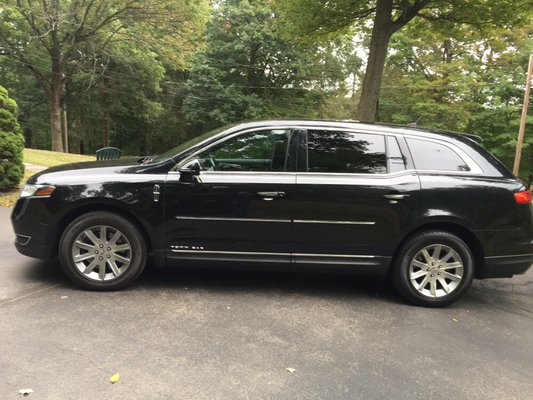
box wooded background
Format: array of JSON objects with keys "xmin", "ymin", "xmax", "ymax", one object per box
[{"xmin": 1, "ymin": 0, "xmax": 532, "ymax": 176}]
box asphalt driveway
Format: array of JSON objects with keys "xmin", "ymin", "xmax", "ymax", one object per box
[{"xmin": 1, "ymin": 206, "xmax": 532, "ymax": 399}]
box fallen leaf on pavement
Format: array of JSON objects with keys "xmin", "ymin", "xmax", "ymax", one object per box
[
  {"xmin": 110, "ymin": 373, "xmax": 120, "ymax": 384},
  {"xmin": 285, "ymin": 367, "xmax": 296, "ymax": 373},
  {"xmin": 18, "ymin": 388, "xmax": 33, "ymax": 395}
]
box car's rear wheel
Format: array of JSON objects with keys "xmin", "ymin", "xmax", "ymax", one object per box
[
  {"xmin": 392, "ymin": 230, "xmax": 474, "ymax": 307},
  {"xmin": 59, "ymin": 211, "xmax": 147, "ymax": 290}
]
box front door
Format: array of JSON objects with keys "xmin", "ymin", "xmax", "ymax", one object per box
[
  {"xmin": 164, "ymin": 128, "xmax": 297, "ymax": 264},
  {"xmin": 292, "ymin": 129, "xmax": 420, "ymax": 273}
]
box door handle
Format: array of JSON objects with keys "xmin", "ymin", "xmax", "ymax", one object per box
[
  {"xmin": 153, "ymin": 184, "xmax": 161, "ymax": 202},
  {"xmin": 383, "ymin": 193, "xmax": 410, "ymax": 200},
  {"xmin": 257, "ymin": 191, "xmax": 285, "ymax": 201}
]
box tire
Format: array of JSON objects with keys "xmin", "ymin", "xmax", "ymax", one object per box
[
  {"xmin": 392, "ymin": 230, "xmax": 474, "ymax": 307},
  {"xmin": 59, "ymin": 211, "xmax": 147, "ymax": 291}
]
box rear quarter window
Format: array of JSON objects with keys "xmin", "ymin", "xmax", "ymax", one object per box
[{"xmin": 407, "ymin": 138, "xmax": 470, "ymax": 172}]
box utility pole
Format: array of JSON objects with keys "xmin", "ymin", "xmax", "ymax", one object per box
[{"xmin": 513, "ymin": 52, "xmax": 533, "ymax": 176}]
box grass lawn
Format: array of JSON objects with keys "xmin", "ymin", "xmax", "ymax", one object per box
[
  {"xmin": 24, "ymin": 148, "xmax": 95, "ymax": 167},
  {"xmin": 0, "ymin": 149, "xmax": 96, "ymax": 207}
]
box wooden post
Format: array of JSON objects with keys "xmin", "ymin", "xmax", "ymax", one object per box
[
  {"xmin": 513, "ymin": 52, "xmax": 533, "ymax": 176},
  {"xmin": 63, "ymin": 106, "xmax": 69, "ymax": 153}
]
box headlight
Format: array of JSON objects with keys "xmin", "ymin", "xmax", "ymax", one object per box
[{"xmin": 19, "ymin": 184, "xmax": 56, "ymax": 198}]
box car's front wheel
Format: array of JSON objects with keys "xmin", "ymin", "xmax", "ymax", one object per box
[
  {"xmin": 392, "ymin": 231, "xmax": 474, "ymax": 307},
  {"xmin": 59, "ymin": 211, "xmax": 147, "ymax": 290}
]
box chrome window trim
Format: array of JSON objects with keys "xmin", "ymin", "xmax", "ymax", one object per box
[
  {"xmin": 296, "ymin": 169, "xmax": 481, "ymax": 178},
  {"xmin": 167, "ymin": 170, "xmax": 297, "ymax": 175},
  {"xmin": 168, "ymin": 124, "xmax": 483, "ymax": 176},
  {"xmin": 296, "ymin": 170, "xmax": 413, "ymax": 178}
]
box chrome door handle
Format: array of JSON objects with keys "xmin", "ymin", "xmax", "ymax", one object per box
[
  {"xmin": 153, "ymin": 184, "xmax": 161, "ymax": 202},
  {"xmin": 257, "ymin": 191, "xmax": 285, "ymax": 201},
  {"xmin": 383, "ymin": 193, "xmax": 410, "ymax": 200}
]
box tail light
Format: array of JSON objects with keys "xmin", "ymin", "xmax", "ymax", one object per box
[{"xmin": 514, "ymin": 190, "xmax": 532, "ymax": 204}]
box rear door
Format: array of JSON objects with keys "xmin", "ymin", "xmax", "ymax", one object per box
[{"xmin": 292, "ymin": 129, "xmax": 420, "ymax": 273}]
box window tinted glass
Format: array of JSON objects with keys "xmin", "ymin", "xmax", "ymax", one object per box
[
  {"xmin": 307, "ymin": 131, "xmax": 386, "ymax": 174},
  {"xmin": 196, "ymin": 129, "xmax": 291, "ymax": 172},
  {"xmin": 387, "ymin": 136, "xmax": 406, "ymax": 173},
  {"xmin": 407, "ymin": 138, "xmax": 470, "ymax": 172}
]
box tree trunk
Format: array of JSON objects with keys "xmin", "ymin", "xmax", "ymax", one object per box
[
  {"xmin": 356, "ymin": 0, "xmax": 394, "ymax": 122},
  {"xmin": 101, "ymin": 75, "xmax": 111, "ymax": 147},
  {"xmin": 246, "ymin": 44, "xmax": 259, "ymax": 95},
  {"xmin": 49, "ymin": 80, "xmax": 64, "ymax": 152},
  {"xmin": 30, "ymin": 128, "xmax": 38, "ymax": 149},
  {"xmin": 102, "ymin": 111, "xmax": 110, "ymax": 147}
]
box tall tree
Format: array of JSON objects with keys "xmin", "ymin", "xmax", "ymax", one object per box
[
  {"xmin": 276, "ymin": 0, "xmax": 531, "ymax": 122},
  {"xmin": 0, "ymin": 0, "xmax": 208, "ymax": 152}
]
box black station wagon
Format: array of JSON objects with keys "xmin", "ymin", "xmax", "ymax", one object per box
[{"xmin": 11, "ymin": 120, "xmax": 533, "ymax": 306}]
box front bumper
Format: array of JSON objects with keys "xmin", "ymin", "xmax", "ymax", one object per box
[
  {"xmin": 11, "ymin": 198, "xmax": 57, "ymax": 261},
  {"xmin": 480, "ymin": 253, "xmax": 533, "ymax": 278},
  {"xmin": 14, "ymin": 235, "xmax": 56, "ymax": 260}
]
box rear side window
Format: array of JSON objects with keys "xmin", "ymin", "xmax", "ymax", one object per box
[
  {"xmin": 307, "ymin": 130, "xmax": 387, "ymax": 174},
  {"xmin": 407, "ymin": 138, "xmax": 470, "ymax": 172}
]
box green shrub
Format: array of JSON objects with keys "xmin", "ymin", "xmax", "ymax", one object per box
[{"xmin": 0, "ymin": 86, "xmax": 25, "ymax": 191}]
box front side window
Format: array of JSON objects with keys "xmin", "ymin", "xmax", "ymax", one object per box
[
  {"xmin": 407, "ymin": 138, "xmax": 470, "ymax": 172},
  {"xmin": 307, "ymin": 130, "xmax": 387, "ymax": 174},
  {"xmin": 194, "ymin": 129, "xmax": 291, "ymax": 172}
]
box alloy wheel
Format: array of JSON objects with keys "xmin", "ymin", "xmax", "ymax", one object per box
[
  {"xmin": 71, "ymin": 225, "xmax": 132, "ymax": 281},
  {"xmin": 408, "ymin": 244, "xmax": 464, "ymax": 298}
]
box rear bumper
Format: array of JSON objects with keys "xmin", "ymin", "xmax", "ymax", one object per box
[{"xmin": 480, "ymin": 253, "xmax": 533, "ymax": 278}]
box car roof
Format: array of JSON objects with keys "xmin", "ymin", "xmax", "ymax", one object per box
[{"xmin": 227, "ymin": 119, "xmax": 482, "ymax": 145}]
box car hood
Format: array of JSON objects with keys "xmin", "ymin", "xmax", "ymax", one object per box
[{"xmin": 27, "ymin": 158, "xmax": 171, "ymax": 185}]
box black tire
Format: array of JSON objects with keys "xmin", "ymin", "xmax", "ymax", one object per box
[
  {"xmin": 392, "ymin": 230, "xmax": 474, "ymax": 307},
  {"xmin": 59, "ymin": 211, "xmax": 147, "ymax": 291}
]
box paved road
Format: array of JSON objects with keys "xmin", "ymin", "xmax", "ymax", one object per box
[{"xmin": 1, "ymin": 206, "xmax": 533, "ymax": 399}]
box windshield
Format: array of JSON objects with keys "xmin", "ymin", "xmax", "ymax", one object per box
[{"xmin": 149, "ymin": 124, "xmax": 233, "ymax": 164}]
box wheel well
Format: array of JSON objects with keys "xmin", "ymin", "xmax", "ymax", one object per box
[
  {"xmin": 392, "ymin": 222, "xmax": 485, "ymax": 279},
  {"xmin": 54, "ymin": 204, "xmax": 154, "ymax": 257}
]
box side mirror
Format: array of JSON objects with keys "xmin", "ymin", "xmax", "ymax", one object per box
[{"xmin": 179, "ymin": 160, "xmax": 200, "ymax": 182}]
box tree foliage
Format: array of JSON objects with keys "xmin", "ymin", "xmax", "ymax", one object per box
[
  {"xmin": 275, "ymin": 0, "xmax": 532, "ymax": 122},
  {"xmin": 0, "ymin": 0, "xmax": 531, "ymax": 180},
  {"xmin": 183, "ymin": 0, "xmax": 358, "ymax": 133},
  {"xmin": 0, "ymin": 85, "xmax": 25, "ymax": 190},
  {"xmin": 0, "ymin": 0, "xmax": 209, "ymax": 151},
  {"xmin": 378, "ymin": 20, "xmax": 533, "ymax": 176}
]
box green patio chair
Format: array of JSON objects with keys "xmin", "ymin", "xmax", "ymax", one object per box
[{"xmin": 96, "ymin": 147, "xmax": 121, "ymax": 160}]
